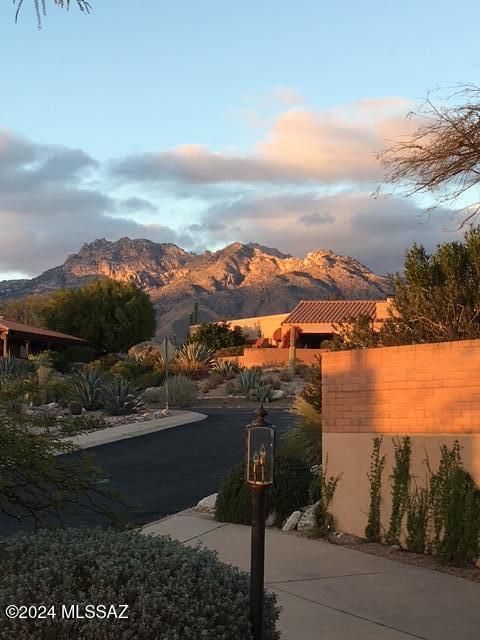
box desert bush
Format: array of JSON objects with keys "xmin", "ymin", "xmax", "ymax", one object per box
[
  {"xmin": 406, "ymin": 486, "xmax": 429, "ymax": 554},
  {"xmin": 135, "ymin": 369, "xmax": 166, "ymax": 389},
  {"xmin": 144, "ymin": 375, "xmax": 198, "ymax": 408},
  {"xmin": 313, "ymin": 462, "xmax": 342, "ymax": 536},
  {"xmin": 109, "ymin": 356, "xmax": 153, "ymax": 382},
  {"xmin": 66, "ymin": 367, "xmax": 107, "ymax": 410},
  {"xmin": 0, "ymin": 528, "xmax": 280, "ymax": 640},
  {"xmin": 280, "ymin": 396, "xmax": 322, "ymax": 466},
  {"xmin": 215, "ymin": 455, "xmax": 312, "ymax": 527},
  {"xmin": 63, "ymin": 344, "xmax": 96, "ymax": 364},
  {"xmin": 261, "ymin": 375, "xmax": 281, "ymax": 390},
  {"xmin": 299, "ymin": 355, "xmax": 322, "ymax": 411},
  {"xmin": 101, "ymin": 378, "xmax": 144, "ymax": 416},
  {"xmin": 58, "ymin": 414, "xmax": 110, "ymax": 435},
  {"xmin": 278, "ymin": 369, "xmax": 292, "ymax": 382}
]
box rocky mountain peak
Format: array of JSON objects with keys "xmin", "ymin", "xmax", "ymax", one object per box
[{"xmin": 0, "ymin": 237, "xmax": 392, "ymax": 339}]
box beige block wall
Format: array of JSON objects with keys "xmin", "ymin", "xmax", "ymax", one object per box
[
  {"xmin": 322, "ymin": 339, "xmax": 480, "ymax": 539},
  {"xmin": 325, "ymin": 433, "xmax": 480, "ymax": 539}
]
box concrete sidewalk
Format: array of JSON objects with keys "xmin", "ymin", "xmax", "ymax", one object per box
[
  {"xmin": 144, "ymin": 510, "xmax": 480, "ymax": 640},
  {"xmin": 64, "ymin": 410, "xmax": 207, "ymax": 449}
]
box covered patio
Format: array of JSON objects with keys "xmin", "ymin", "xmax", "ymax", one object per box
[{"xmin": 0, "ymin": 318, "xmax": 87, "ymax": 358}]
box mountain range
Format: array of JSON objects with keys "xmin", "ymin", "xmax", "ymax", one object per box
[{"xmin": 0, "ymin": 238, "xmax": 392, "ymax": 339}]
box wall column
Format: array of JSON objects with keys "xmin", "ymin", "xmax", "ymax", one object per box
[{"xmin": 1, "ymin": 332, "xmax": 8, "ymax": 357}]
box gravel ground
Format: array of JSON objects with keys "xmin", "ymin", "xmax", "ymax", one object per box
[{"xmin": 325, "ymin": 532, "xmax": 480, "ymax": 583}]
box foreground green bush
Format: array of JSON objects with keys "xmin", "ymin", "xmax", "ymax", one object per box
[
  {"xmin": 216, "ymin": 455, "xmax": 312, "ymax": 527},
  {"xmin": 0, "ymin": 528, "xmax": 280, "ymax": 640}
]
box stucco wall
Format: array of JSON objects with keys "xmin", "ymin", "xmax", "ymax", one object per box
[{"xmin": 322, "ymin": 340, "xmax": 480, "ymax": 538}]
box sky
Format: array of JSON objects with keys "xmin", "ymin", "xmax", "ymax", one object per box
[{"xmin": 0, "ymin": 0, "xmax": 479, "ymax": 281}]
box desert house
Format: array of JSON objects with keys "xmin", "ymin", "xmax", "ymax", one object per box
[
  {"xmin": 0, "ymin": 317, "xmax": 87, "ymax": 358},
  {"xmin": 195, "ymin": 299, "xmax": 391, "ymax": 348}
]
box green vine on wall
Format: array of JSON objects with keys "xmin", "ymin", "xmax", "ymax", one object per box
[
  {"xmin": 365, "ymin": 436, "xmax": 386, "ymax": 543},
  {"xmin": 387, "ymin": 436, "xmax": 412, "ymax": 545}
]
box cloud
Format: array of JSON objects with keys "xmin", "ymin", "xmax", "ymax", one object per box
[
  {"xmin": 193, "ymin": 191, "xmax": 460, "ymax": 273},
  {"xmin": 112, "ymin": 98, "xmax": 417, "ymax": 186},
  {"xmin": 0, "ymin": 129, "xmax": 191, "ymax": 277}
]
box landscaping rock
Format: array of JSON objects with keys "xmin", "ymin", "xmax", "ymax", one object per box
[
  {"xmin": 266, "ymin": 511, "xmax": 277, "ymax": 527},
  {"xmin": 195, "ymin": 493, "xmax": 217, "ymax": 514},
  {"xmin": 282, "ymin": 510, "xmax": 302, "ymax": 532},
  {"xmin": 270, "ymin": 389, "xmax": 286, "ymax": 400},
  {"xmin": 297, "ymin": 502, "xmax": 320, "ymax": 534}
]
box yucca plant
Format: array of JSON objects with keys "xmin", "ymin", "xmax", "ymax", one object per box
[
  {"xmin": 0, "ymin": 355, "xmax": 32, "ymax": 379},
  {"xmin": 238, "ymin": 367, "xmax": 261, "ymax": 393},
  {"xmin": 174, "ymin": 342, "xmax": 215, "ymax": 377},
  {"xmin": 101, "ymin": 377, "xmax": 144, "ymax": 416},
  {"xmin": 66, "ymin": 367, "xmax": 106, "ymax": 411}
]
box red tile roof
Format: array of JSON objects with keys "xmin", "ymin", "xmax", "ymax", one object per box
[
  {"xmin": 283, "ymin": 300, "xmax": 383, "ymax": 325},
  {"xmin": 0, "ymin": 319, "xmax": 86, "ymax": 343}
]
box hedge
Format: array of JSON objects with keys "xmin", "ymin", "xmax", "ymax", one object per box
[{"xmin": 0, "ymin": 528, "xmax": 280, "ymax": 640}]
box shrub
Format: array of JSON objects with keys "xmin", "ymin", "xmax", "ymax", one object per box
[
  {"xmin": 261, "ymin": 375, "xmax": 281, "ymax": 390},
  {"xmin": 109, "ymin": 357, "xmax": 153, "ymax": 382},
  {"xmin": 313, "ymin": 462, "xmax": 342, "ymax": 536},
  {"xmin": 278, "ymin": 369, "xmax": 292, "ymax": 382},
  {"xmin": 299, "ymin": 355, "xmax": 322, "ymax": 411},
  {"xmin": 406, "ymin": 486, "xmax": 429, "ymax": 554},
  {"xmin": 216, "ymin": 455, "xmax": 312, "ymax": 527},
  {"xmin": 63, "ymin": 345, "xmax": 96, "ymax": 364},
  {"xmin": 135, "ymin": 369, "xmax": 166, "ymax": 389},
  {"xmin": 190, "ymin": 321, "xmax": 246, "ymax": 351},
  {"xmin": 58, "ymin": 414, "xmax": 110, "ymax": 435},
  {"xmin": 365, "ymin": 436, "xmax": 386, "ymax": 543},
  {"xmin": 66, "ymin": 367, "xmax": 107, "ymax": 411},
  {"xmin": 144, "ymin": 375, "xmax": 198, "ymax": 408},
  {"xmin": 0, "ymin": 528, "xmax": 280, "ymax": 640},
  {"xmin": 101, "ymin": 378, "xmax": 144, "ymax": 416}
]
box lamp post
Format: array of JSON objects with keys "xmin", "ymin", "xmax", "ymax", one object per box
[{"xmin": 245, "ymin": 404, "xmax": 276, "ymax": 640}]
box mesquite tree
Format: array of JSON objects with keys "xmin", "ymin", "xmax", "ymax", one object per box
[{"xmin": 381, "ymin": 85, "xmax": 480, "ymax": 226}]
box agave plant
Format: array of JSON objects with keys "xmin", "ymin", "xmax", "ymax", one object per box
[
  {"xmin": 174, "ymin": 342, "xmax": 215, "ymax": 377},
  {"xmin": 0, "ymin": 355, "xmax": 32, "ymax": 379},
  {"xmin": 212, "ymin": 359, "xmax": 239, "ymax": 378},
  {"xmin": 238, "ymin": 367, "xmax": 261, "ymax": 393},
  {"xmin": 101, "ymin": 377, "xmax": 144, "ymax": 416},
  {"xmin": 66, "ymin": 367, "xmax": 106, "ymax": 411}
]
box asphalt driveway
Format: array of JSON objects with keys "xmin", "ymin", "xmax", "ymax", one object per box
[{"xmin": 0, "ymin": 408, "xmax": 292, "ymax": 536}]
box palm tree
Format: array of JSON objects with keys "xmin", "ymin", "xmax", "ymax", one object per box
[{"xmin": 14, "ymin": 0, "xmax": 91, "ymax": 28}]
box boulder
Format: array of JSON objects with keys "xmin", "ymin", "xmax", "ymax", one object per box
[
  {"xmin": 282, "ymin": 510, "xmax": 302, "ymax": 532},
  {"xmin": 297, "ymin": 502, "xmax": 320, "ymax": 534},
  {"xmin": 270, "ymin": 389, "xmax": 286, "ymax": 400},
  {"xmin": 195, "ymin": 493, "xmax": 218, "ymax": 515}
]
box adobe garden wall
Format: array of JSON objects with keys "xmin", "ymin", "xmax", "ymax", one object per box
[{"xmin": 322, "ymin": 340, "xmax": 480, "ymax": 538}]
